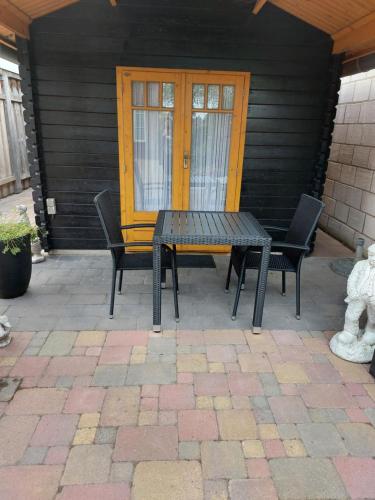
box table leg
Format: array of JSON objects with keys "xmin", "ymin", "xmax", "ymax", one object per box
[
  {"xmin": 153, "ymin": 242, "xmax": 162, "ymax": 332},
  {"xmin": 252, "ymin": 241, "xmax": 271, "ymax": 333}
]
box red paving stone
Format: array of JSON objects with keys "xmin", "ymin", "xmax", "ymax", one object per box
[
  {"xmin": 300, "ymin": 383, "xmax": 357, "ymax": 409},
  {"xmin": 194, "ymin": 373, "xmax": 229, "ymax": 396},
  {"xmin": 227, "ymin": 373, "xmax": 263, "ymax": 396},
  {"xmin": 229, "ymin": 478, "xmax": 278, "ymax": 500},
  {"xmin": 6, "ymin": 388, "xmax": 67, "ymax": 415},
  {"xmin": 207, "ymin": 345, "xmax": 237, "ymax": 363},
  {"xmin": 334, "ymin": 457, "xmax": 375, "ymax": 499},
  {"xmin": 98, "ymin": 346, "xmax": 131, "ymax": 365},
  {"xmin": 57, "ymin": 483, "xmax": 130, "ymax": 500},
  {"xmin": 31, "ymin": 414, "xmax": 78, "ymax": 446},
  {"xmin": 159, "ymin": 384, "xmax": 195, "ymax": 410},
  {"xmin": 113, "ymin": 425, "xmax": 178, "ymax": 461},
  {"xmin": 247, "ymin": 458, "xmax": 271, "ymax": 478},
  {"xmin": 0, "ymin": 332, "xmax": 32, "ymax": 357},
  {"xmin": 263, "ymin": 439, "xmax": 286, "ymax": 458},
  {"xmin": 105, "ymin": 331, "xmax": 148, "ymax": 346},
  {"xmin": 64, "ymin": 387, "xmax": 106, "ymax": 414},
  {"xmin": 10, "ymin": 357, "xmax": 50, "ymax": 377},
  {"xmin": 271, "ymin": 330, "xmax": 303, "ymax": 346},
  {"xmin": 44, "ymin": 446, "xmax": 70, "ymax": 465},
  {"xmin": 178, "ymin": 409, "xmax": 219, "ymax": 441},
  {"xmin": 0, "ymin": 465, "xmax": 63, "ymax": 500}
]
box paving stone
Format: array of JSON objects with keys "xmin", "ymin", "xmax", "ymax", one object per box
[
  {"xmin": 10, "ymin": 356, "xmax": 50, "ymax": 378},
  {"xmin": 297, "ymin": 423, "xmax": 347, "ymax": 457},
  {"xmin": 263, "ymin": 439, "xmax": 286, "ymax": 458},
  {"xmin": 95, "ymin": 426, "xmax": 117, "ymax": 444},
  {"xmin": 364, "ymin": 383, "xmax": 375, "ymax": 401},
  {"xmin": 64, "ymin": 387, "xmax": 106, "ymax": 414},
  {"xmin": 61, "ymin": 444, "xmax": 112, "ymax": 485},
  {"xmin": 327, "ymin": 354, "xmax": 373, "ymax": 383},
  {"xmin": 159, "ymin": 410, "xmax": 177, "ymax": 425},
  {"xmin": 273, "ymin": 363, "xmax": 310, "ymax": 384},
  {"xmin": 105, "ymin": 330, "xmax": 148, "ymax": 346},
  {"xmin": 0, "ymin": 376, "xmax": 21, "ymax": 402},
  {"xmin": 126, "ymin": 362, "xmax": 176, "ymax": 385},
  {"xmin": 270, "ymin": 458, "xmax": 347, "ymax": 499},
  {"xmin": 141, "ymin": 384, "xmax": 159, "ymax": 397},
  {"xmin": 214, "ymin": 396, "xmax": 232, "ymax": 409},
  {"xmin": 201, "ymin": 441, "xmax": 246, "ymax": 479},
  {"xmin": 58, "ymin": 483, "xmax": 130, "ymax": 500},
  {"xmin": 31, "ymin": 414, "xmax": 78, "ymax": 446},
  {"xmin": 364, "ymin": 408, "xmax": 375, "ymax": 426},
  {"xmin": 79, "ymin": 412, "xmax": 100, "ymax": 428},
  {"xmin": 237, "ymin": 353, "xmax": 272, "ymax": 373},
  {"xmin": 337, "ymin": 422, "xmax": 375, "ymax": 456},
  {"xmin": 113, "ymin": 425, "xmax": 178, "ymax": 461},
  {"xmin": 110, "ymin": 462, "xmax": 133, "ymax": 482},
  {"xmin": 47, "ymin": 356, "xmax": 97, "ymax": 377},
  {"xmin": 300, "ymin": 384, "xmax": 357, "ymax": 408},
  {"xmin": 229, "ymin": 478, "xmax": 278, "ymax": 500},
  {"xmin": 228, "ymin": 373, "xmax": 263, "ymax": 396},
  {"xmin": 204, "ymin": 479, "xmax": 228, "ymax": 500},
  {"xmin": 56, "ymin": 376, "xmax": 74, "ymax": 388},
  {"xmin": 177, "ymin": 331, "xmax": 205, "ymax": 345},
  {"xmin": 194, "ymin": 373, "xmax": 229, "ymax": 396},
  {"xmin": 20, "ymin": 446, "xmax": 47, "ymax": 465},
  {"xmin": 283, "ymin": 439, "xmax": 307, "ymax": 457},
  {"xmin": 242, "ymin": 440, "xmax": 265, "ymax": 458},
  {"xmin": 253, "ymin": 409, "xmax": 275, "ymax": 423},
  {"xmin": 148, "ymin": 337, "xmax": 176, "ymax": 354},
  {"xmin": 207, "ymin": 345, "xmax": 237, "ymax": 363},
  {"xmin": 177, "ymin": 354, "xmax": 208, "ymax": 372},
  {"xmin": 159, "ymin": 384, "xmax": 195, "ymax": 410},
  {"xmin": 196, "ymin": 396, "xmax": 214, "ymax": 409},
  {"xmin": 269, "ymin": 396, "xmax": 310, "ymax": 423},
  {"xmin": 246, "ymin": 458, "xmax": 271, "ymax": 479},
  {"xmin": 100, "ymin": 387, "xmax": 140, "ymax": 426},
  {"xmin": 258, "ymin": 423, "xmax": 279, "ymax": 439},
  {"xmin": 140, "ymin": 396, "xmax": 158, "ymax": 411},
  {"xmin": 271, "ymin": 330, "xmax": 303, "ymax": 346},
  {"xmin": 346, "ymin": 407, "xmax": 370, "ymax": 423},
  {"xmin": 73, "ymin": 427, "xmax": 96, "ymax": 445},
  {"xmin": 333, "ymin": 457, "xmax": 375, "ymax": 499},
  {"xmin": 204, "ymin": 329, "xmax": 246, "ymax": 345},
  {"xmin": 0, "ymin": 415, "xmax": 38, "ymax": 465},
  {"xmin": 99, "ymin": 346, "xmax": 131, "ymax": 365},
  {"xmin": 0, "ymin": 465, "xmax": 63, "ymax": 500},
  {"xmin": 278, "ymin": 346, "xmax": 313, "ymax": 364},
  {"xmin": 217, "ymin": 409, "xmax": 257, "ymax": 440},
  {"xmin": 303, "ymin": 362, "xmax": 342, "ymax": 383},
  {"xmin": 6, "ymin": 388, "xmax": 67, "ymax": 415},
  {"xmin": 277, "ymin": 424, "xmax": 299, "ymax": 439},
  {"xmin": 39, "ymin": 331, "xmax": 77, "ymax": 356},
  {"xmin": 75, "ymin": 330, "xmax": 106, "ymax": 347},
  {"xmin": 0, "ymin": 332, "xmax": 32, "ymax": 357},
  {"xmin": 44, "ymin": 446, "xmax": 69, "ymax": 465},
  {"xmin": 309, "ymin": 408, "xmax": 331, "ymax": 423},
  {"xmin": 327, "ymin": 408, "xmax": 349, "ymax": 422},
  {"xmin": 132, "ymin": 461, "xmax": 203, "ymax": 500},
  {"xmin": 179, "ymin": 441, "xmax": 201, "ymax": 459},
  {"xmin": 258, "ymin": 373, "xmax": 281, "ymax": 396},
  {"xmin": 92, "ymin": 365, "xmax": 127, "ymax": 386},
  {"xmin": 178, "ymin": 410, "xmax": 218, "ymax": 441},
  {"xmin": 138, "ymin": 410, "xmax": 158, "ymax": 425}
]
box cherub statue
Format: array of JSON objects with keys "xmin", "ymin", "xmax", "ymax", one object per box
[
  {"xmin": 330, "ymin": 243, "xmax": 375, "ymax": 363},
  {"xmin": 0, "ymin": 315, "xmax": 11, "ymax": 348}
]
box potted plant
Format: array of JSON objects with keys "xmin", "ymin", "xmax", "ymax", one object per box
[{"xmin": 0, "ymin": 219, "xmax": 38, "ymax": 298}]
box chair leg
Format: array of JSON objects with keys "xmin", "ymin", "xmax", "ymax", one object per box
[
  {"xmin": 161, "ymin": 267, "xmax": 166, "ymax": 289},
  {"xmin": 109, "ymin": 266, "xmax": 117, "ymax": 319},
  {"xmin": 232, "ymin": 256, "xmax": 246, "ymax": 320},
  {"xmin": 173, "ymin": 245, "xmax": 179, "ymax": 293},
  {"xmin": 225, "ymin": 257, "xmax": 232, "ymax": 293},
  {"xmin": 296, "ymin": 270, "xmax": 301, "ymax": 319},
  {"xmin": 282, "ymin": 271, "xmax": 286, "ymax": 296},
  {"xmin": 118, "ymin": 270, "xmax": 123, "ymax": 295},
  {"xmin": 171, "ymin": 250, "xmax": 179, "ymax": 321}
]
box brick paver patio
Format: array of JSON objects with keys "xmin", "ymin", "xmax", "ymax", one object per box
[{"xmin": 0, "ymin": 328, "xmax": 374, "ymax": 499}]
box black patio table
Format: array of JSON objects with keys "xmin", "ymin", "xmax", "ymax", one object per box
[{"xmin": 152, "ymin": 210, "xmax": 271, "ymax": 333}]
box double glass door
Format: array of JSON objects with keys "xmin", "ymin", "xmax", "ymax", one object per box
[{"xmin": 117, "ymin": 67, "xmax": 250, "ymax": 250}]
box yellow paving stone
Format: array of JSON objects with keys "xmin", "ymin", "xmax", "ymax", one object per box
[
  {"xmin": 238, "ymin": 353, "xmax": 272, "ymax": 373},
  {"xmin": 214, "ymin": 396, "xmax": 232, "ymax": 410},
  {"xmin": 242, "ymin": 440, "xmax": 265, "ymax": 458},
  {"xmin": 196, "ymin": 396, "xmax": 213, "ymax": 409},
  {"xmin": 177, "ymin": 354, "xmax": 208, "ymax": 373},
  {"xmin": 283, "ymin": 439, "xmax": 307, "ymax": 457},
  {"xmin": 327, "ymin": 353, "xmax": 373, "ymax": 383},
  {"xmin": 138, "ymin": 411, "xmax": 158, "ymax": 426},
  {"xmin": 79, "ymin": 412, "xmax": 100, "ymax": 428},
  {"xmin": 244, "ymin": 330, "xmax": 278, "ymax": 353},
  {"xmin": 130, "ymin": 353, "xmax": 146, "ymax": 364},
  {"xmin": 0, "ymin": 357, "xmax": 17, "ymax": 366},
  {"xmin": 273, "ymin": 363, "xmax": 310, "ymax": 384},
  {"xmin": 209, "ymin": 362, "xmax": 225, "ymax": 373},
  {"xmin": 258, "ymin": 423, "xmax": 279, "ymax": 440},
  {"xmin": 132, "ymin": 346, "xmax": 147, "ymax": 355},
  {"xmin": 75, "ymin": 330, "xmax": 106, "ymax": 347},
  {"xmin": 73, "ymin": 427, "xmax": 96, "ymax": 445},
  {"xmin": 217, "ymin": 410, "xmax": 257, "ymax": 440},
  {"xmin": 364, "ymin": 384, "xmax": 375, "ymax": 401}
]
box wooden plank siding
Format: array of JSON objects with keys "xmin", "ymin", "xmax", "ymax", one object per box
[{"xmin": 24, "ymin": 0, "xmax": 336, "ymax": 249}]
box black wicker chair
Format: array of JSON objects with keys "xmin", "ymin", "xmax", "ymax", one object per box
[
  {"xmin": 94, "ymin": 190, "xmax": 179, "ymax": 320},
  {"xmin": 225, "ymin": 194, "xmax": 324, "ymax": 320}
]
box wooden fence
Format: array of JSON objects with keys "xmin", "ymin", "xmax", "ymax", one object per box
[{"xmin": 0, "ymin": 68, "xmax": 29, "ymax": 199}]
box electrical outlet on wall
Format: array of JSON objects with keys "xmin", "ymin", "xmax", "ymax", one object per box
[{"xmin": 46, "ymin": 198, "xmax": 56, "ymax": 215}]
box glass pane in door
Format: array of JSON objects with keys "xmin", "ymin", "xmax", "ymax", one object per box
[
  {"xmin": 132, "ymin": 81, "xmax": 174, "ymax": 212},
  {"xmin": 190, "ymin": 112, "xmax": 232, "ymax": 211}
]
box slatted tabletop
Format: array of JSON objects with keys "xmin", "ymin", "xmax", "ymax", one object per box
[{"xmin": 154, "ymin": 210, "xmax": 270, "ymax": 246}]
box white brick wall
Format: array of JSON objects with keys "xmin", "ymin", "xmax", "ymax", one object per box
[{"xmin": 321, "ymin": 69, "xmax": 375, "ymax": 251}]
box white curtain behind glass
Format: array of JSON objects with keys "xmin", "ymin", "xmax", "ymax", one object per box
[
  {"xmin": 133, "ymin": 110, "xmax": 173, "ymax": 211},
  {"xmin": 190, "ymin": 112, "xmax": 232, "ymax": 211}
]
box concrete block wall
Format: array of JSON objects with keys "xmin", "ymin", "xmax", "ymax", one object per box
[{"xmin": 321, "ymin": 69, "xmax": 375, "ymax": 251}]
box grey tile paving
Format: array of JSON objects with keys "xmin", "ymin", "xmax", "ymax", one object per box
[
  {"xmin": 270, "ymin": 458, "xmax": 347, "ymax": 499},
  {"xmin": 20, "ymin": 446, "xmax": 47, "ymax": 465},
  {"xmin": 126, "ymin": 362, "xmax": 176, "ymax": 385},
  {"xmin": 0, "ymin": 377, "xmax": 21, "ymax": 402},
  {"xmin": 298, "ymin": 423, "xmax": 348, "ymax": 457},
  {"xmin": 39, "ymin": 331, "xmax": 77, "ymax": 356},
  {"xmin": 92, "ymin": 365, "xmax": 128, "ymax": 387},
  {"xmin": 337, "ymin": 422, "xmax": 375, "ymax": 456},
  {"xmin": 148, "ymin": 337, "xmax": 176, "ymax": 355}
]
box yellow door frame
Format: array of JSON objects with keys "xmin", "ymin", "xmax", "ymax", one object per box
[{"xmin": 116, "ymin": 67, "xmax": 250, "ymax": 252}]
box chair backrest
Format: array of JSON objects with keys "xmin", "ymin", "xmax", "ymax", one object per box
[
  {"xmin": 94, "ymin": 190, "xmax": 123, "ymax": 259},
  {"xmin": 284, "ymin": 194, "xmax": 325, "ymax": 262}
]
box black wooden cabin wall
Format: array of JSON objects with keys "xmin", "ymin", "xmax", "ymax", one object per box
[{"xmin": 25, "ymin": 0, "xmax": 334, "ymax": 249}]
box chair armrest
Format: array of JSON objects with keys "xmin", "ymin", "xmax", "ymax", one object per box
[
  {"xmin": 107, "ymin": 242, "xmax": 126, "ymax": 249},
  {"xmin": 120, "ymin": 224, "xmax": 156, "ymax": 230},
  {"xmin": 263, "ymin": 225, "xmax": 288, "ymax": 232},
  {"xmin": 272, "ymin": 241, "xmax": 310, "ymax": 251},
  {"xmin": 108, "ymin": 242, "xmax": 153, "ymax": 249}
]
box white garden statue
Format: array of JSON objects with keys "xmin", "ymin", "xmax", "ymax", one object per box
[
  {"xmin": 0, "ymin": 315, "xmax": 11, "ymax": 348},
  {"xmin": 330, "ymin": 243, "xmax": 375, "ymax": 363}
]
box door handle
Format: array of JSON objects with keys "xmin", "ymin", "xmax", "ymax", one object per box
[{"xmin": 183, "ymin": 152, "xmax": 190, "ymax": 169}]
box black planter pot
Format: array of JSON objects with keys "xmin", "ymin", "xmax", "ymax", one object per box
[{"xmin": 0, "ymin": 235, "xmax": 32, "ymax": 299}]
